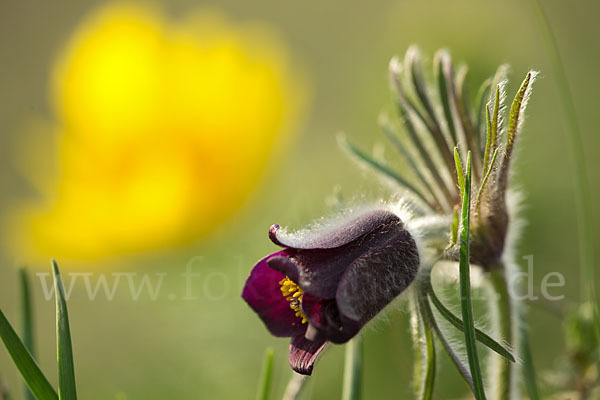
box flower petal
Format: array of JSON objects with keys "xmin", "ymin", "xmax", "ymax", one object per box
[
  {"xmin": 289, "ymin": 335, "xmax": 327, "ymax": 375},
  {"xmin": 242, "ymin": 253, "xmax": 307, "ymax": 337},
  {"xmin": 336, "ymin": 226, "xmax": 419, "ymax": 323},
  {"xmin": 265, "ymin": 253, "xmax": 300, "ymax": 283},
  {"xmin": 269, "ymin": 207, "xmax": 400, "ymax": 249},
  {"xmin": 267, "ymin": 249, "xmax": 348, "ymax": 298},
  {"xmin": 301, "ymin": 292, "xmax": 361, "ymax": 344},
  {"xmin": 270, "ymin": 216, "xmax": 406, "ymax": 299}
]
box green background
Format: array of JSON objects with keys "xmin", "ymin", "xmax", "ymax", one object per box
[{"xmin": 1, "ymin": 0, "xmax": 599, "ymax": 398}]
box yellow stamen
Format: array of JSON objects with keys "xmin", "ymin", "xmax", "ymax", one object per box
[{"xmin": 279, "ymin": 276, "xmax": 307, "ymax": 324}]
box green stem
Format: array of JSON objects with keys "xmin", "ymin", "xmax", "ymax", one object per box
[
  {"xmin": 458, "ymin": 153, "xmax": 486, "ymax": 399},
  {"xmin": 410, "ymin": 292, "xmax": 436, "ymax": 400},
  {"xmin": 341, "ymin": 337, "xmax": 362, "ymax": 400},
  {"xmin": 529, "ymin": 0, "xmax": 597, "ymax": 310},
  {"xmin": 256, "ymin": 347, "xmax": 274, "ymax": 400},
  {"xmin": 488, "ymin": 268, "xmax": 514, "ymax": 400},
  {"xmin": 282, "ymin": 373, "xmax": 308, "ymax": 400}
]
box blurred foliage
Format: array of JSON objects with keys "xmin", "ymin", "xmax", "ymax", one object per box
[{"xmin": 2, "ymin": 2, "xmax": 304, "ymax": 261}]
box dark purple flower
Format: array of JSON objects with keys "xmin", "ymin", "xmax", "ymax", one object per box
[{"xmin": 242, "ymin": 207, "xmax": 420, "ymax": 375}]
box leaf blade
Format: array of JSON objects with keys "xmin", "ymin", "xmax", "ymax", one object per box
[
  {"xmin": 427, "ymin": 280, "xmax": 515, "ymax": 362},
  {"xmin": 458, "ymin": 153, "xmax": 486, "ymax": 399},
  {"xmin": 338, "ymin": 134, "xmax": 432, "ymax": 207},
  {"xmin": 256, "ymin": 347, "xmax": 274, "ymax": 400},
  {"xmin": 53, "ymin": 260, "xmax": 78, "ymax": 400},
  {"xmin": 20, "ymin": 267, "xmax": 36, "ymax": 400},
  {"xmin": 0, "ymin": 308, "xmax": 58, "ymax": 400}
]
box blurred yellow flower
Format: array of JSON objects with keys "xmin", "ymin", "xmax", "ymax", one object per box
[{"xmin": 6, "ymin": 3, "xmax": 305, "ymax": 261}]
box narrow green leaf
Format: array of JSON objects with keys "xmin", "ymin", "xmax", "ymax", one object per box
[
  {"xmin": 406, "ymin": 47, "xmax": 455, "ymax": 171},
  {"xmin": 380, "ymin": 120, "xmax": 440, "ymax": 209},
  {"xmin": 454, "ymin": 66, "xmax": 482, "ymax": 177},
  {"xmin": 488, "ymin": 64, "xmax": 508, "ymax": 99},
  {"xmin": 341, "ymin": 337, "xmax": 362, "ymax": 400},
  {"xmin": 0, "ymin": 308, "xmax": 58, "ymax": 400},
  {"xmin": 421, "ymin": 288, "xmax": 474, "ymax": 391},
  {"xmin": 499, "ymin": 71, "xmax": 537, "ymax": 191},
  {"xmin": 256, "ymin": 347, "xmax": 274, "ymax": 400},
  {"xmin": 52, "ymin": 260, "xmax": 77, "ymax": 400},
  {"xmin": 519, "ymin": 324, "xmax": 540, "ymax": 400},
  {"xmin": 453, "ymin": 147, "xmax": 465, "ymax": 197},
  {"xmin": 427, "ymin": 280, "xmax": 515, "ymax": 362},
  {"xmin": 338, "ymin": 134, "xmax": 432, "ymax": 207},
  {"xmin": 490, "ymin": 84, "xmax": 501, "ymax": 156},
  {"xmin": 448, "ymin": 206, "xmax": 459, "ymax": 249},
  {"xmin": 474, "ymin": 78, "xmax": 492, "ymax": 147},
  {"xmin": 458, "ymin": 153, "xmax": 486, "ymax": 399},
  {"xmin": 395, "ymin": 102, "xmax": 456, "ymax": 210},
  {"xmin": 390, "ymin": 57, "xmax": 458, "ymax": 205},
  {"xmin": 505, "ymin": 72, "xmax": 536, "ymax": 159},
  {"xmin": 434, "ymin": 50, "xmax": 457, "ymax": 144},
  {"xmin": 482, "ymin": 105, "xmax": 493, "ymax": 173},
  {"xmin": 475, "ymin": 148, "xmax": 499, "ymax": 214},
  {"xmin": 20, "ymin": 267, "xmax": 36, "ymax": 400}
]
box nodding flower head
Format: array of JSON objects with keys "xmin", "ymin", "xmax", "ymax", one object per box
[{"xmin": 242, "ymin": 207, "xmax": 420, "ymax": 375}]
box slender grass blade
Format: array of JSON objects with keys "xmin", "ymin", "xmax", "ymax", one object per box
[
  {"xmin": 0, "ymin": 308, "xmax": 57, "ymax": 400},
  {"xmin": 52, "ymin": 260, "xmax": 77, "ymax": 400},
  {"xmin": 20, "ymin": 267, "xmax": 36, "ymax": 400},
  {"xmin": 256, "ymin": 347, "xmax": 274, "ymax": 400}
]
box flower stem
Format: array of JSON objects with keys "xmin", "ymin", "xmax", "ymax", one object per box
[
  {"xmin": 488, "ymin": 267, "xmax": 514, "ymax": 400},
  {"xmin": 410, "ymin": 290, "xmax": 436, "ymax": 400},
  {"xmin": 341, "ymin": 336, "xmax": 363, "ymax": 400},
  {"xmin": 282, "ymin": 373, "xmax": 308, "ymax": 400}
]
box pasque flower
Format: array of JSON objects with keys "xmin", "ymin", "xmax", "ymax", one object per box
[{"xmin": 242, "ymin": 207, "xmax": 420, "ymax": 374}]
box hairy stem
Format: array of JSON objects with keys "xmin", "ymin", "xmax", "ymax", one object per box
[
  {"xmin": 282, "ymin": 373, "xmax": 308, "ymax": 400},
  {"xmin": 342, "ymin": 337, "xmax": 362, "ymax": 400},
  {"xmin": 487, "ymin": 267, "xmax": 514, "ymax": 400},
  {"xmin": 410, "ymin": 291, "xmax": 436, "ymax": 400}
]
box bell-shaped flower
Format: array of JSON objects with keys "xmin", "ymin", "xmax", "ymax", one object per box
[{"xmin": 242, "ymin": 207, "xmax": 420, "ymax": 374}]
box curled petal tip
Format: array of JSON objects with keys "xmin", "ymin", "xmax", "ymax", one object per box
[
  {"xmin": 266, "ymin": 254, "xmax": 300, "ymax": 283},
  {"xmin": 269, "ymin": 224, "xmax": 285, "ymax": 246},
  {"xmin": 289, "ymin": 335, "xmax": 327, "ymax": 376}
]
